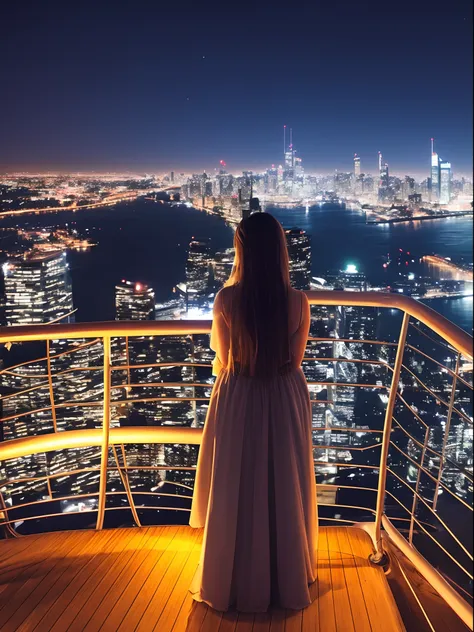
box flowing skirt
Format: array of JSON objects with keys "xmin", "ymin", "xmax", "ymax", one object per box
[{"xmin": 189, "ymin": 367, "xmax": 318, "ymax": 612}]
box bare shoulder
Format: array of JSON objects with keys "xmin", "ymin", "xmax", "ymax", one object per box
[
  {"xmin": 288, "ymin": 287, "xmax": 309, "ymax": 305},
  {"xmin": 214, "ymin": 285, "xmax": 235, "ymax": 311}
]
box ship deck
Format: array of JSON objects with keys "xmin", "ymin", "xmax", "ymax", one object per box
[{"xmin": 0, "ymin": 525, "xmax": 406, "ymax": 631}]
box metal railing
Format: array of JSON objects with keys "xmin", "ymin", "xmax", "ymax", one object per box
[{"xmin": 0, "ymin": 290, "xmax": 472, "ymax": 628}]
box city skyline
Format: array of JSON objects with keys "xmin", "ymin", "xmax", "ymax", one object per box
[
  {"xmin": 1, "ymin": 1, "xmax": 472, "ymax": 174},
  {"xmin": 0, "ymin": 137, "xmax": 472, "ymax": 183}
]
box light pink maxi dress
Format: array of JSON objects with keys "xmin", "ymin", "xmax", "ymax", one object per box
[{"xmin": 189, "ymin": 286, "xmax": 318, "ymax": 613}]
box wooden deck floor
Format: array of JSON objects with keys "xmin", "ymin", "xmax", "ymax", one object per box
[{"xmin": 0, "ymin": 526, "xmax": 405, "ymax": 632}]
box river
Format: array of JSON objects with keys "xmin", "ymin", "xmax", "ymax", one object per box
[{"xmin": 2, "ymin": 200, "xmax": 472, "ymax": 332}]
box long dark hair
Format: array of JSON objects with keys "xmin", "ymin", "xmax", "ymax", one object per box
[{"xmin": 225, "ymin": 212, "xmax": 290, "ymax": 377}]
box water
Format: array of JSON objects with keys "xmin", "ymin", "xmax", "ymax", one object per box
[
  {"xmin": 2, "ymin": 200, "xmax": 472, "ymax": 332},
  {"xmin": 269, "ymin": 204, "xmax": 473, "ymax": 333}
]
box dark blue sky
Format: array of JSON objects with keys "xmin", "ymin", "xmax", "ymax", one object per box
[{"xmin": 1, "ymin": 0, "xmax": 472, "ymax": 176}]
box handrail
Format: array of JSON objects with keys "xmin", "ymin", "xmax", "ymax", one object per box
[
  {"xmin": 383, "ymin": 515, "xmax": 473, "ymax": 630},
  {"xmin": 0, "ymin": 289, "xmax": 472, "ymax": 626},
  {"xmin": 0, "ymin": 290, "xmax": 471, "ymax": 358},
  {"xmin": 0, "ymin": 427, "xmax": 204, "ymax": 461}
]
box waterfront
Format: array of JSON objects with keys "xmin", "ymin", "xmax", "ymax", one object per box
[{"xmin": 1, "ymin": 200, "xmax": 472, "ymax": 331}]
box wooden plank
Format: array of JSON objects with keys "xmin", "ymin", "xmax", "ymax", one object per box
[
  {"xmin": 327, "ymin": 527, "xmax": 355, "ymax": 632},
  {"xmin": 0, "ymin": 530, "xmax": 86, "ymax": 622},
  {"xmin": 269, "ymin": 608, "xmax": 286, "ymax": 632},
  {"xmin": 252, "ymin": 611, "xmax": 272, "ymax": 632},
  {"xmin": 101, "ymin": 526, "xmax": 182, "ymax": 632},
  {"xmin": 63, "ymin": 527, "xmax": 161, "ymax": 632},
  {"xmin": 179, "ymin": 601, "xmax": 208, "ymax": 632},
  {"xmin": 0, "ymin": 534, "xmax": 43, "ymax": 568},
  {"xmin": 75, "ymin": 527, "xmax": 158, "ymax": 632},
  {"xmin": 218, "ymin": 610, "xmax": 239, "ymax": 632},
  {"xmin": 153, "ymin": 530, "xmax": 203, "ymax": 632},
  {"xmin": 47, "ymin": 528, "xmax": 139, "ymax": 632},
  {"xmin": 335, "ymin": 528, "xmax": 372, "ymax": 632},
  {"xmin": 0, "ymin": 531, "xmax": 79, "ymax": 596},
  {"xmin": 284, "ymin": 609, "xmax": 303, "ymax": 632},
  {"xmin": 24, "ymin": 528, "xmax": 138, "ymax": 632},
  {"xmin": 133, "ymin": 528, "xmax": 202, "ymax": 632},
  {"xmin": 33, "ymin": 528, "xmax": 124, "ymax": 632},
  {"xmin": 316, "ymin": 529, "xmax": 336, "ymax": 632},
  {"xmin": 168, "ymin": 547, "xmax": 202, "ymax": 632},
  {"xmin": 201, "ymin": 607, "xmax": 224, "ymax": 631},
  {"xmin": 4, "ymin": 529, "xmax": 117, "ymax": 632},
  {"xmin": 348, "ymin": 528, "xmax": 405, "ymax": 632},
  {"xmin": 302, "ymin": 577, "xmax": 319, "ymax": 632},
  {"xmin": 235, "ymin": 612, "xmax": 254, "ymax": 632}
]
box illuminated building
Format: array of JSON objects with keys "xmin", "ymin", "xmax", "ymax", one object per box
[
  {"xmin": 285, "ymin": 228, "xmax": 312, "ymax": 290},
  {"xmin": 4, "ymin": 250, "xmax": 73, "ymax": 326},
  {"xmin": 155, "ymin": 295, "xmax": 186, "ymax": 320},
  {"xmin": 115, "ymin": 280, "xmax": 155, "ymax": 320},
  {"xmin": 186, "ymin": 238, "xmax": 212, "ymax": 309},
  {"xmin": 294, "ymin": 156, "xmax": 304, "ymax": 182},
  {"xmin": 354, "ymin": 154, "xmax": 361, "ymax": 178},
  {"xmin": 212, "ymin": 248, "xmax": 234, "ymax": 289},
  {"xmin": 330, "ymin": 264, "xmax": 367, "ymax": 292},
  {"xmin": 334, "ymin": 171, "xmax": 352, "ymax": 195},
  {"xmin": 378, "ymin": 152, "xmax": 390, "ymax": 200},
  {"xmin": 402, "ymin": 176, "xmax": 415, "ymax": 200},
  {"xmin": 430, "ymin": 138, "xmax": 440, "ymax": 202},
  {"xmin": 264, "ymin": 167, "xmax": 278, "ymax": 193},
  {"xmin": 439, "ymin": 160, "xmax": 452, "ymax": 204}
]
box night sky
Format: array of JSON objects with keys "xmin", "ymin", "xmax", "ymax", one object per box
[{"xmin": 1, "ymin": 0, "xmax": 472, "ymax": 176}]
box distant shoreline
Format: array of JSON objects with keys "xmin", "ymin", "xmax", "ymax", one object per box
[{"xmin": 366, "ymin": 210, "xmax": 473, "ymax": 225}]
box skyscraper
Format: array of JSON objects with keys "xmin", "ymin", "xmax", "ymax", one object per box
[
  {"xmin": 377, "ymin": 152, "xmax": 390, "ymax": 200},
  {"xmin": 440, "ymin": 160, "xmax": 452, "ymax": 205},
  {"xmin": 354, "ymin": 154, "xmax": 361, "ymax": 178},
  {"xmin": 285, "ymin": 228, "xmax": 312, "ymax": 290},
  {"xmin": 430, "ymin": 138, "xmax": 440, "ymax": 202},
  {"xmin": 212, "ymin": 248, "xmax": 235, "ymax": 289},
  {"xmin": 186, "ymin": 238, "xmax": 211, "ymax": 309},
  {"xmin": 4, "ymin": 250, "xmax": 73, "ymax": 326},
  {"xmin": 115, "ymin": 280, "xmax": 155, "ymax": 320}
]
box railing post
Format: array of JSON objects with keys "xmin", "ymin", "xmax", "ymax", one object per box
[
  {"xmin": 111, "ymin": 444, "xmax": 142, "ymax": 528},
  {"xmin": 46, "ymin": 340, "xmax": 58, "ymax": 433},
  {"xmin": 96, "ymin": 336, "xmax": 111, "ymax": 530},
  {"xmin": 370, "ymin": 312, "xmax": 410, "ymax": 565},
  {"xmin": 433, "ymin": 353, "xmax": 460, "ymax": 511},
  {"xmin": 408, "ymin": 426, "xmax": 430, "ymax": 544}
]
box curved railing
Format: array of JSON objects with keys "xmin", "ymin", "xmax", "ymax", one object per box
[{"xmin": 0, "ymin": 291, "xmax": 472, "ymax": 627}]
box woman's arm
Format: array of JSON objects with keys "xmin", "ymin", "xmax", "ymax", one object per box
[
  {"xmin": 210, "ymin": 290, "xmax": 230, "ymax": 375},
  {"xmin": 290, "ymin": 291, "xmax": 311, "ymax": 368}
]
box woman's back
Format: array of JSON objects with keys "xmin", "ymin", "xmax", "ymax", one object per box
[{"xmin": 212, "ymin": 285, "xmax": 311, "ymax": 377}]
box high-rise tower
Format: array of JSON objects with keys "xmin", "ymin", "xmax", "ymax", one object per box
[
  {"xmin": 115, "ymin": 281, "xmax": 155, "ymax": 320},
  {"xmin": 354, "ymin": 154, "xmax": 361, "ymax": 178},
  {"xmin": 4, "ymin": 250, "xmax": 74, "ymax": 326},
  {"xmin": 430, "ymin": 138, "xmax": 440, "ymax": 203},
  {"xmin": 440, "ymin": 160, "xmax": 452, "ymax": 205},
  {"xmin": 285, "ymin": 228, "xmax": 312, "ymax": 290},
  {"xmin": 186, "ymin": 238, "xmax": 212, "ymax": 309}
]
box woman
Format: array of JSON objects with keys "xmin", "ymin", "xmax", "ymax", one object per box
[{"xmin": 189, "ymin": 212, "xmax": 318, "ymax": 613}]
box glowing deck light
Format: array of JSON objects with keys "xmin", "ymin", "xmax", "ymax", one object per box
[{"xmin": 345, "ymin": 264, "xmax": 358, "ymax": 274}]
